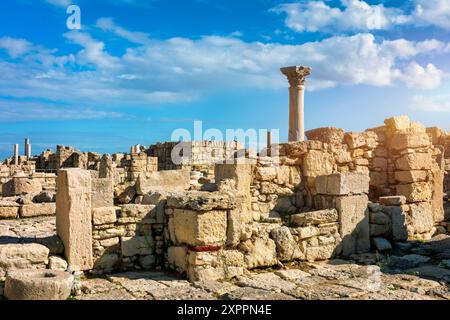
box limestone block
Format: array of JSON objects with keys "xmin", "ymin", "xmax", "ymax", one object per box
[
  {"xmin": 302, "ymin": 150, "xmax": 334, "ymax": 177},
  {"xmin": 12, "ymin": 178, "xmax": 42, "ymax": 196},
  {"xmin": 390, "ymin": 132, "xmax": 430, "ymax": 150},
  {"xmin": 4, "ymin": 269, "xmax": 73, "ymax": 300},
  {"xmin": 270, "ymin": 226, "xmax": 304, "ymax": 262},
  {"xmin": 91, "ymin": 177, "xmax": 114, "ymax": 208},
  {"xmin": 370, "ymin": 211, "xmax": 390, "ymax": 225},
  {"xmin": 305, "ymin": 127, "xmax": 345, "ymax": 144},
  {"xmin": 369, "ymin": 172, "xmax": 387, "ymax": 187},
  {"xmin": 56, "ymin": 169, "xmax": 93, "ymax": 271},
  {"xmin": 239, "ymin": 237, "xmax": 278, "ymax": 269},
  {"xmin": 384, "ymin": 115, "xmax": 410, "ymax": 131},
  {"xmin": 389, "ymin": 207, "xmax": 408, "ymax": 241},
  {"xmin": 296, "ymin": 226, "xmax": 320, "ymax": 239},
  {"xmin": 172, "ymin": 209, "xmax": 227, "ymax": 246},
  {"xmin": 20, "ymin": 203, "xmax": 56, "ymax": 218},
  {"xmin": 395, "ymin": 170, "xmax": 427, "ymax": 183},
  {"xmin": 136, "ymin": 170, "xmax": 190, "ymax": 195},
  {"xmin": 118, "ymin": 204, "xmax": 156, "ymax": 219},
  {"xmin": 255, "ymin": 166, "xmax": 276, "ymax": 181},
  {"xmin": 431, "ymin": 169, "xmax": 445, "ymax": 223},
  {"xmin": 395, "ymin": 153, "xmax": 432, "ymax": 171},
  {"xmin": 215, "ymin": 163, "xmax": 252, "ymax": 198},
  {"xmin": 409, "ymin": 202, "xmax": 434, "ymax": 235},
  {"xmin": 93, "ymin": 253, "xmax": 119, "ymax": 270},
  {"xmin": 168, "ymin": 246, "xmax": 187, "ymax": 272},
  {"xmin": 0, "ymin": 206, "xmax": 19, "ymax": 219},
  {"xmin": 0, "ymin": 244, "xmax": 49, "ymax": 276},
  {"xmin": 33, "ymin": 191, "xmax": 56, "ymax": 203},
  {"xmin": 291, "ymin": 209, "xmax": 338, "ymax": 226},
  {"xmin": 315, "ymin": 172, "xmax": 369, "ymax": 196},
  {"xmin": 227, "ymin": 204, "xmax": 253, "ymax": 247},
  {"xmin": 372, "ymin": 237, "xmax": 392, "ymax": 251},
  {"xmin": 167, "ymin": 191, "xmax": 236, "ymax": 211},
  {"xmin": 305, "ymin": 244, "xmax": 336, "ymax": 262},
  {"xmin": 335, "ymin": 195, "xmax": 370, "ymax": 256},
  {"xmin": 92, "ymin": 207, "xmax": 117, "ymax": 225},
  {"xmin": 372, "ymin": 157, "xmax": 388, "ymax": 170},
  {"xmin": 344, "ymin": 132, "xmax": 366, "ymax": 149},
  {"xmin": 48, "ymin": 256, "xmax": 68, "ymax": 271},
  {"xmin": 370, "ymin": 223, "xmax": 390, "ymax": 236},
  {"xmin": 396, "ymin": 182, "xmax": 432, "ymax": 202},
  {"xmin": 379, "ymin": 196, "xmax": 406, "ymax": 206},
  {"xmin": 121, "ymin": 236, "xmax": 154, "ymax": 256}
]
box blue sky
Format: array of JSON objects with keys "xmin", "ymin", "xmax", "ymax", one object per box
[{"xmin": 0, "ymin": 0, "xmax": 449, "ymax": 159}]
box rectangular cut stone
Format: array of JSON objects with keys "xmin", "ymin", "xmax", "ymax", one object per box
[
  {"xmin": 118, "ymin": 204, "xmax": 157, "ymax": 219},
  {"xmin": 168, "ymin": 246, "xmax": 187, "ymax": 272},
  {"xmin": 395, "ymin": 170, "xmax": 427, "ymax": 183},
  {"xmin": 302, "ymin": 150, "xmax": 334, "ymax": 177},
  {"xmin": 20, "ymin": 203, "xmax": 56, "ymax": 218},
  {"xmin": 136, "ymin": 170, "xmax": 190, "ymax": 195},
  {"xmin": 0, "ymin": 206, "xmax": 19, "ymax": 219},
  {"xmin": 389, "ymin": 206, "xmax": 408, "ymax": 241},
  {"xmin": 291, "ymin": 209, "xmax": 338, "ymax": 226},
  {"xmin": 0, "ymin": 243, "xmax": 49, "ymax": 276},
  {"xmin": 390, "ymin": 132, "xmax": 430, "ymax": 150},
  {"xmin": 56, "ymin": 169, "xmax": 93, "ymax": 271},
  {"xmin": 172, "ymin": 209, "xmax": 227, "ymax": 246},
  {"xmin": 396, "ymin": 182, "xmax": 432, "ymax": 203},
  {"xmin": 344, "ymin": 132, "xmax": 366, "ymax": 149},
  {"xmin": 335, "ymin": 195, "xmax": 370, "ymax": 256},
  {"xmin": 316, "ymin": 172, "xmax": 369, "ymax": 196},
  {"xmin": 384, "ymin": 115, "xmax": 410, "ymax": 131},
  {"xmin": 379, "ymin": 196, "xmax": 406, "ymax": 206},
  {"xmin": 121, "ymin": 236, "xmax": 154, "ymax": 256},
  {"xmin": 395, "ymin": 153, "xmax": 432, "ymax": 171},
  {"xmin": 92, "ymin": 207, "xmax": 117, "ymax": 225},
  {"xmin": 91, "ymin": 177, "xmax": 114, "ymax": 208},
  {"xmin": 431, "ymin": 169, "xmax": 444, "ymax": 223},
  {"xmin": 409, "ymin": 202, "xmax": 434, "ymax": 235}
]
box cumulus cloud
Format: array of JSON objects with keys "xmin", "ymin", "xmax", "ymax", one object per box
[
  {"xmin": 274, "ymin": 0, "xmax": 450, "ymax": 33},
  {"xmin": 412, "ymin": 94, "xmax": 450, "ymax": 112},
  {"xmin": 0, "ymin": 22, "xmax": 447, "ymax": 117},
  {"xmin": 45, "ymin": 0, "xmax": 72, "ymax": 7},
  {"xmin": 0, "ymin": 37, "xmax": 33, "ymax": 58}
]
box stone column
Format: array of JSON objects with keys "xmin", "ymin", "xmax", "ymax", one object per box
[
  {"xmin": 13, "ymin": 144, "xmax": 19, "ymax": 165},
  {"xmin": 56, "ymin": 169, "xmax": 93, "ymax": 271},
  {"xmin": 281, "ymin": 66, "xmax": 312, "ymax": 142},
  {"xmin": 24, "ymin": 138, "xmax": 31, "ymax": 160}
]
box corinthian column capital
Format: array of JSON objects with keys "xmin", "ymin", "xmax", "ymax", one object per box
[{"xmin": 280, "ymin": 66, "xmax": 312, "ymax": 87}]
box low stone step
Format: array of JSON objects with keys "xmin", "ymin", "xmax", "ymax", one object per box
[{"xmin": 0, "ymin": 243, "xmax": 49, "ymax": 280}]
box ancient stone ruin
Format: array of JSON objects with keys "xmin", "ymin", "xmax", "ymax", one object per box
[{"xmin": 0, "ymin": 67, "xmax": 449, "ymax": 300}]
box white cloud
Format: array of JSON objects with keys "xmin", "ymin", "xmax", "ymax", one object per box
[
  {"xmin": 0, "ymin": 37, "xmax": 32, "ymax": 58},
  {"xmin": 45, "ymin": 0, "xmax": 71, "ymax": 7},
  {"xmin": 272, "ymin": 0, "xmax": 409, "ymax": 33},
  {"xmin": 414, "ymin": 0, "xmax": 450, "ymax": 29},
  {"xmin": 96, "ymin": 18, "xmax": 151, "ymax": 45},
  {"xmin": 412, "ymin": 94, "xmax": 450, "ymax": 112},
  {"xmin": 274, "ymin": 0, "xmax": 450, "ymax": 33},
  {"xmin": 0, "ymin": 26, "xmax": 447, "ymax": 114}
]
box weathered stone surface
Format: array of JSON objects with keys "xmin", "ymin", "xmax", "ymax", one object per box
[
  {"xmin": 270, "ymin": 226, "xmax": 303, "ymax": 261},
  {"xmin": 305, "ymin": 127, "xmax": 345, "ymax": 145},
  {"xmin": 388, "ymin": 254, "xmax": 431, "ymax": 269},
  {"xmin": 168, "ymin": 246, "xmax": 187, "ymax": 272},
  {"xmin": 167, "ymin": 191, "xmax": 236, "ymax": 211},
  {"xmin": 371, "ymin": 237, "xmax": 392, "ymax": 251},
  {"xmin": 431, "ymin": 169, "xmax": 445, "ymax": 224},
  {"xmin": 172, "ymin": 209, "xmax": 227, "ymax": 246},
  {"xmin": 369, "ymin": 211, "xmax": 390, "ymax": 225},
  {"xmin": 409, "ymin": 202, "xmax": 434, "ymax": 235},
  {"xmin": 291, "ymin": 209, "xmax": 338, "ymax": 226},
  {"xmin": 379, "ymin": 196, "xmax": 406, "ymax": 206},
  {"xmin": 344, "ymin": 132, "xmax": 366, "ymax": 149},
  {"xmin": 121, "ymin": 236, "xmax": 154, "ymax": 256},
  {"xmin": 390, "ymin": 132, "xmax": 430, "ymax": 150},
  {"xmin": 390, "ymin": 207, "xmax": 408, "ymax": 241},
  {"xmin": 117, "ymin": 185, "xmax": 136, "ymax": 204},
  {"xmin": 92, "ymin": 207, "xmax": 117, "ymax": 225},
  {"xmin": 239, "ymin": 237, "xmax": 278, "ymax": 269},
  {"xmin": 136, "ymin": 170, "xmax": 190, "ymax": 195},
  {"xmin": 335, "ymin": 195, "xmax": 370, "ymax": 256},
  {"xmin": 91, "ymin": 177, "xmax": 114, "ymax": 208},
  {"xmin": 396, "ymin": 183, "xmax": 432, "ymax": 203},
  {"xmin": 20, "ymin": 203, "xmax": 56, "ymax": 218},
  {"xmin": 0, "ymin": 206, "xmax": 19, "ymax": 219},
  {"xmin": 93, "ymin": 253, "xmax": 119, "ymax": 270},
  {"xmin": 4, "ymin": 269, "xmax": 73, "ymax": 300},
  {"xmin": 395, "ymin": 171, "xmax": 428, "ymax": 183},
  {"xmin": 395, "ymin": 153, "xmax": 432, "ymax": 171},
  {"xmin": 296, "ymin": 226, "xmax": 320, "ymax": 239},
  {"xmin": 56, "ymin": 169, "xmax": 93, "ymax": 271},
  {"xmin": 12, "ymin": 178, "xmax": 42, "ymax": 196},
  {"xmin": 48, "ymin": 255, "xmax": 68, "ymax": 271},
  {"xmin": 302, "ymin": 150, "xmax": 334, "ymax": 177},
  {"xmin": 0, "ymin": 244, "xmax": 49, "ymax": 275},
  {"xmin": 118, "ymin": 204, "xmax": 156, "ymax": 220},
  {"xmin": 305, "ymin": 244, "xmax": 336, "ymax": 262},
  {"xmin": 255, "ymin": 166, "xmax": 277, "ymax": 181},
  {"xmin": 33, "ymin": 191, "xmax": 56, "ymax": 203},
  {"xmin": 384, "ymin": 115, "xmax": 410, "ymax": 131},
  {"xmin": 315, "ymin": 172, "xmax": 369, "ymax": 196},
  {"xmin": 370, "ymin": 223, "xmax": 390, "ymax": 236}
]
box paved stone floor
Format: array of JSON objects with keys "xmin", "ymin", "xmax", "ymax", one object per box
[{"xmin": 1, "ymin": 216, "xmax": 450, "ymax": 300}]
